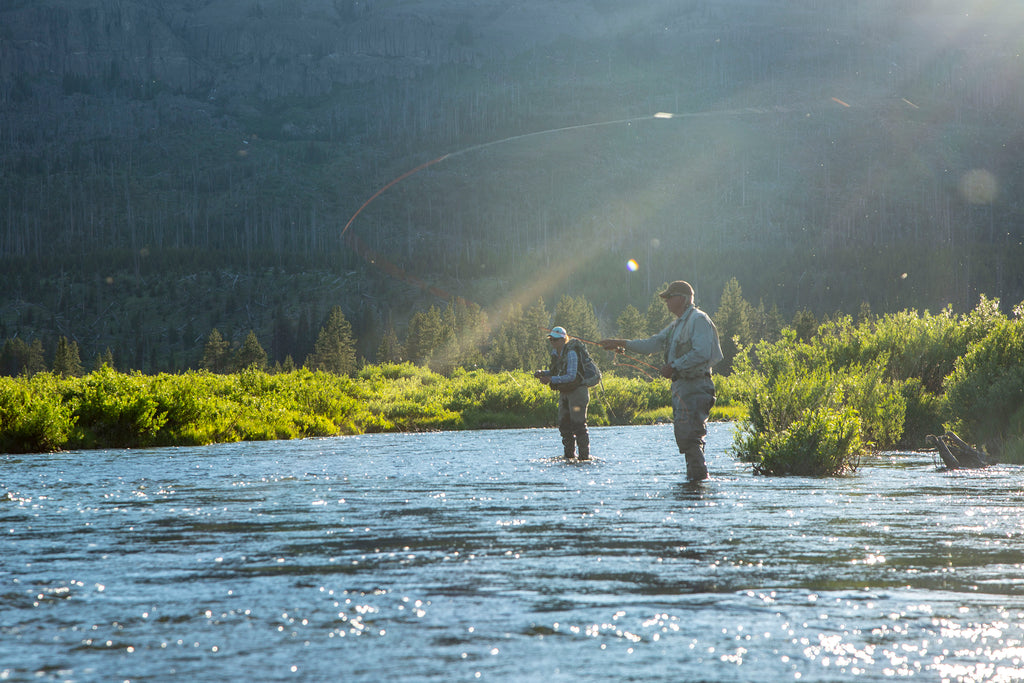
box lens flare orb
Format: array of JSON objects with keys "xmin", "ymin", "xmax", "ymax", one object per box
[{"xmin": 626, "ymin": 259, "xmax": 639, "ymax": 272}]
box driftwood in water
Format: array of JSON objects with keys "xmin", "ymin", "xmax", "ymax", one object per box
[{"xmin": 926, "ymin": 431, "xmax": 989, "ymax": 469}]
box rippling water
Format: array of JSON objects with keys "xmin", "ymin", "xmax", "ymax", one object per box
[{"xmin": 4, "ymin": 424, "xmax": 1024, "ymax": 682}]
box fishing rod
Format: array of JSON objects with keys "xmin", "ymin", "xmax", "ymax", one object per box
[{"xmin": 538, "ymin": 326, "xmax": 662, "ymax": 380}]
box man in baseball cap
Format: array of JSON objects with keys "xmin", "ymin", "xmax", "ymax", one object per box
[{"xmin": 598, "ymin": 281, "xmax": 723, "ymax": 481}]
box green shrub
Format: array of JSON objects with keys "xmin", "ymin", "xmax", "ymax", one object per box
[
  {"xmin": 736, "ymin": 406, "xmax": 862, "ymax": 476},
  {"xmin": 839, "ymin": 358, "xmax": 905, "ymax": 449},
  {"xmin": 944, "ymin": 316, "xmax": 1024, "ymax": 457},
  {"xmin": 69, "ymin": 368, "xmax": 168, "ymax": 448},
  {"xmin": 896, "ymin": 377, "xmax": 945, "ymax": 449},
  {"xmin": 731, "ymin": 330, "xmax": 883, "ymax": 474},
  {"xmin": 0, "ymin": 374, "xmax": 77, "ymax": 453}
]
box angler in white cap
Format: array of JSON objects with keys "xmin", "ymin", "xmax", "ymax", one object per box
[
  {"xmin": 599, "ymin": 281, "xmax": 723, "ymax": 481},
  {"xmin": 535, "ymin": 326, "xmax": 592, "ymax": 461}
]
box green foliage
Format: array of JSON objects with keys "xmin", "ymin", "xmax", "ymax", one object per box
[
  {"xmin": 895, "ymin": 377, "xmax": 945, "ymax": 449},
  {"xmin": 730, "ymin": 296, "xmax": 1018, "ymax": 473},
  {"xmin": 305, "ymin": 306, "xmax": 357, "ymax": 375},
  {"xmin": 737, "ymin": 406, "xmax": 862, "ymax": 476},
  {"xmin": 448, "ymin": 369, "xmax": 554, "ymax": 428},
  {"xmin": 486, "ymin": 298, "xmax": 551, "ymax": 372},
  {"xmin": 838, "ymin": 359, "xmax": 906, "ymax": 449},
  {"xmin": 944, "ymin": 315, "xmax": 1024, "ymax": 457},
  {"xmin": 235, "ymin": 330, "xmax": 268, "ymax": 371},
  {"xmin": 731, "ymin": 329, "xmax": 886, "ymax": 475},
  {"xmin": 69, "ymin": 367, "xmax": 169, "ymax": 448},
  {"xmin": 0, "ymin": 362, "xmax": 693, "ymax": 452},
  {"xmin": 589, "ymin": 375, "xmax": 671, "ymax": 425},
  {"xmin": 0, "ymin": 373, "xmax": 77, "ymax": 453}
]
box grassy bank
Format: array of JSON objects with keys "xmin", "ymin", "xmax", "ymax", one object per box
[{"xmin": 0, "ymin": 363, "xmax": 743, "ymax": 454}]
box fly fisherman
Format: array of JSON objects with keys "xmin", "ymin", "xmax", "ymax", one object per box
[
  {"xmin": 535, "ymin": 326, "xmax": 591, "ymax": 461},
  {"xmin": 599, "ymin": 281, "xmax": 723, "ymax": 481}
]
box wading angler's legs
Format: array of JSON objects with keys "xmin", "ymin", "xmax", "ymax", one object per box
[
  {"xmin": 558, "ymin": 386, "xmax": 591, "ymax": 460},
  {"xmin": 671, "ymin": 377, "xmax": 715, "ymax": 480}
]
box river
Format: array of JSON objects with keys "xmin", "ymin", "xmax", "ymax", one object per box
[{"xmin": 3, "ymin": 424, "xmax": 1023, "ymax": 682}]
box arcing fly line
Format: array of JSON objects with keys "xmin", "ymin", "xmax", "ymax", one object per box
[
  {"xmin": 340, "ymin": 97, "xmax": 867, "ymax": 301},
  {"xmin": 340, "ymin": 98, "xmax": 860, "ymax": 243},
  {"xmin": 338, "ymin": 112, "xmax": 681, "ymax": 304},
  {"xmin": 340, "ymin": 113, "xmax": 659, "ymax": 243}
]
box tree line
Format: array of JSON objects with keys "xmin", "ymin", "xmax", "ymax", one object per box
[{"xmin": 0, "ymin": 279, "xmax": 806, "ymax": 379}]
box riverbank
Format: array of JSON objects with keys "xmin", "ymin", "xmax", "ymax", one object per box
[{"xmin": 0, "ymin": 363, "xmax": 743, "ymax": 454}]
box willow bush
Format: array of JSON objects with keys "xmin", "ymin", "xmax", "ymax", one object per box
[
  {"xmin": 0, "ymin": 373, "xmax": 76, "ymax": 453},
  {"xmin": 5, "ymin": 302, "xmax": 1020, "ymax": 462},
  {"xmin": 731, "ymin": 329, "xmax": 902, "ymax": 475},
  {"xmin": 730, "ymin": 298, "xmax": 1021, "ymax": 475},
  {"xmin": 739, "ymin": 406, "xmax": 862, "ymax": 476},
  {"xmin": 944, "ymin": 314, "xmax": 1024, "ymax": 463}
]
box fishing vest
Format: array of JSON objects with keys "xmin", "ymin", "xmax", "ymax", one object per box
[
  {"xmin": 667, "ymin": 306, "xmax": 724, "ymax": 376},
  {"xmin": 550, "ymin": 339, "xmax": 586, "ymax": 390}
]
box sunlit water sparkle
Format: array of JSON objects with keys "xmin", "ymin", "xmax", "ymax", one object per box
[{"xmin": 3, "ymin": 424, "xmax": 1024, "ymax": 681}]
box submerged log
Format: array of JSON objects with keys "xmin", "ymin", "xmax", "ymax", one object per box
[{"xmin": 926, "ymin": 431, "xmax": 989, "ymax": 469}]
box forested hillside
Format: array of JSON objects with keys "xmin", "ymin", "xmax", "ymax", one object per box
[{"xmin": 2, "ymin": 0, "xmax": 1023, "ymax": 371}]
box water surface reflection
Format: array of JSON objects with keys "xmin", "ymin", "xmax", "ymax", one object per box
[{"xmin": 3, "ymin": 424, "xmax": 1024, "ymax": 681}]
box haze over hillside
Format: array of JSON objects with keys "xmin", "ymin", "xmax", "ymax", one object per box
[{"xmin": 2, "ymin": 0, "xmax": 1023, "ymax": 370}]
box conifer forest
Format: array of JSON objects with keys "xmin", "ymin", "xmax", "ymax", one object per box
[{"xmin": 2, "ymin": 0, "xmax": 1023, "ymax": 373}]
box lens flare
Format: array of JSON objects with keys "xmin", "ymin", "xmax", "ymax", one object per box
[
  {"xmin": 626, "ymin": 259, "xmax": 639, "ymax": 272},
  {"xmin": 959, "ymin": 169, "xmax": 998, "ymax": 205}
]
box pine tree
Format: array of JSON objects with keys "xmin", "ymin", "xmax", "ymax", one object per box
[
  {"xmin": 645, "ymin": 286, "xmax": 675, "ymax": 334},
  {"xmin": 305, "ymin": 306, "xmax": 357, "ymax": 375},
  {"xmin": 376, "ymin": 325, "xmax": 403, "ymax": 364},
  {"xmin": 616, "ymin": 304, "xmax": 647, "ymax": 339},
  {"xmin": 53, "ymin": 336, "xmax": 84, "ymax": 377},
  {"xmin": 93, "ymin": 347, "xmax": 116, "ymax": 371},
  {"xmin": 715, "ymin": 277, "xmax": 752, "ymax": 374},
  {"xmin": 610, "ymin": 304, "xmax": 649, "ymax": 378},
  {"xmin": 201, "ymin": 328, "xmax": 232, "ymax": 373},
  {"xmin": 235, "ymin": 330, "xmax": 268, "ymax": 371},
  {"xmin": 793, "ymin": 308, "xmax": 818, "ymax": 342},
  {"xmin": 450, "ymin": 298, "xmax": 488, "ymax": 369},
  {"xmin": 1, "ymin": 338, "xmax": 28, "ymax": 376},
  {"xmin": 485, "ymin": 298, "xmax": 551, "ymax": 372},
  {"xmin": 271, "ymin": 306, "xmax": 295, "ymax": 365},
  {"xmin": 748, "ymin": 300, "xmax": 784, "ymax": 345},
  {"xmin": 552, "ymin": 294, "xmax": 600, "ymax": 344},
  {"xmin": 404, "ymin": 306, "xmax": 448, "ymax": 368},
  {"xmin": 26, "ymin": 339, "xmax": 47, "ymax": 376}
]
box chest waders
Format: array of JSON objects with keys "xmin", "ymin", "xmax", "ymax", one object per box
[
  {"xmin": 667, "ymin": 310, "xmax": 716, "ymax": 482},
  {"xmin": 551, "ymin": 340, "xmax": 591, "ymax": 461}
]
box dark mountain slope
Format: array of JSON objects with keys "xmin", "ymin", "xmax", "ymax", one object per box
[{"xmin": 1, "ymin": 0, "xmax": 1023, "ymax": 369}]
